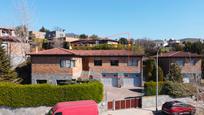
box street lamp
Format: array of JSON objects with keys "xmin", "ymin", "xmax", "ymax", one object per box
[{"xmin": 156, "ymin": 49, "xmax": 159, "ymax": 112}]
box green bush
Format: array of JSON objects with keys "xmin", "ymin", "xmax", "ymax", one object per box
[
  {"xmin": 144, "ymin": 81, "xmax": 164, "ymax": 96},
  {"xmin": 0, "ymin": 81, "xmax": 103, "ymax": 107},
  {"xmin": 162, "ymin": 81, "xmax": 196, "ymax": 98}
]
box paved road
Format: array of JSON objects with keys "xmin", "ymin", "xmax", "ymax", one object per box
[{"xmin": 101, "ymin": 107, "xmax": 163, "ymax": 115}]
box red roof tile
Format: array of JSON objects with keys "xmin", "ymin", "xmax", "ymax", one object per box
[
  {"xmin": 156, "ymin": 51, "xmax": 202, "ymax": 58},
  {"xmin": 28, "ymin": 48, "xmax": 74, "ymax": 55},
  {"xmin": 28, "ymin": 48, "xmax": 143, "ymax": 56}
]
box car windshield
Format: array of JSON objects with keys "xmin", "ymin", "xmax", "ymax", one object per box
[{"xmin": 48, "ymin": 108, "xmax": 54, "ymax": 115}]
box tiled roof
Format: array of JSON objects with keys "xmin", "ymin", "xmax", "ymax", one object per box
[
  {"xmin": 28, "ymin": 48, "xmax": 143, "ymax": 56},
  {"xmin": 156, "ymin": 51, "xmax": 202, "ymax": 58},
  {"xmin": 28, "ymin": 48, "xmax": 74, "ymax": 55},
  {"xmin": 0, "ymin": 36, "xmax": 20, "ymax": 42}
]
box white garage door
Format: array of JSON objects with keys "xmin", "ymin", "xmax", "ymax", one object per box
[
  {"xmin": 102, "ymin": 73, "xmax": 118, "ymax": 87},
  {"xmin": 123, "ymin": 73, "xmax": 141, "ymax": 87}
]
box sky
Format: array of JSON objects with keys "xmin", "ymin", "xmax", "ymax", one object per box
[{"xmin": 0, "ymin": 0, "xmax": 204, "ymax": 40}]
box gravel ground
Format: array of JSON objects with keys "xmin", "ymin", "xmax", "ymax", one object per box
[{"xmin": 0, "ymin": 106, "xmax": 51, "ymax": 115}]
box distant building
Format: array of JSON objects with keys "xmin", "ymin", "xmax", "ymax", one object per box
[
  {"xmin": 153, "ymin": 40, "xmax": 168, "ymax": 47},
  {"xmin": 70, "ymin": 39, "xmax": 118, "ymax": 47},
  {"xmin": 0, "ymin": 27, "xmax": 30, "ymax": 68},
  {"xmin": 0, "ymin": 27, "xmax": 16, "ymax": 37},
  {"xmin": 65, "ymin": 37, "xmax": 79, "ymax": 43},
  {"xmin": 46, "ymin": 30, "xmax": 66, "ymax": 40},
  {"xmin": 29, "ymin": 31, "xmax": 46, "ymax": 39}
]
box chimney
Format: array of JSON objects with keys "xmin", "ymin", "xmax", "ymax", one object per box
[{"xmin": 35, "ymin": 46, "xmax": 38, "ymax": 53}]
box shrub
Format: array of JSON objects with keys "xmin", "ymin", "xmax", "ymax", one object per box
[
  {"xmin": 144, "ymin": 81, "xmax": 164, "ymax": 96},
  {"xmin": 0, "ymin": 81, "xmax": 103, "ymax": 107},
  {"xmin": 162, "ymin": 81, "xmax": 196, "ymax": 97}
]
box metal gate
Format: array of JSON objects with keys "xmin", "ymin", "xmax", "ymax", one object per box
[{"xmin": 107, "ymin": 97, "xmax": 142, "ymax": 110}]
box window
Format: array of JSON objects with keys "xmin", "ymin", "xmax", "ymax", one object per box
[
  {"xmin": 36, "ymin": 80, "xmax": 47, "ymax": 84},
  {"xmin": 190, "ymin": 59, "xmax": 197, "ymax": 65},
  {"xmin": 128, "ymin": 58, "xmax": 138, "ymax": 66},
  {"xmin": 57, "ymin": 80, "xmax": 68, "ymax": 85},
  {"xmin": 110, "ymin": 60, "xmax": 119, "ymax": 66},
  {"xmin": 94, "ymin": 60, "xmax": 102, "ymax": 66},
  {"xmin": 176, "ymin": 59, "xmax": 184, "ymax": 67},
  {"xmin": 60, "ymin": 59, "xmax": 75, "ymax": 68}
]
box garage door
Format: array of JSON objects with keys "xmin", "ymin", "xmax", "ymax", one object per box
[
  {"xmin": 102, "ymin": 73, "xmax": 118, "ymax": 87},
  {"xmin": 123, "ymin": 73, "xmax": 141, "ymax": 87}
]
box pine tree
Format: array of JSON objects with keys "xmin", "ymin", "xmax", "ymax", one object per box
[
  {"xmin": 167, "ymin": 63, "xmax": 183, "ymax": 83},
  {"xmin": 0, "ymin": 42, "xmax": 20, "ymax": 83}
]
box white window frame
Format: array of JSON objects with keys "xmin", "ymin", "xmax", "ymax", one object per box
[{"xmin": 60, "ymin": 59, "xmax": 75, "ymax": 68}]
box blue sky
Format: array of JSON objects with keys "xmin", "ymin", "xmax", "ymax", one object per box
[{"xmin": 0, "ymin": 0, "xmax": 204, "ymax": 39}]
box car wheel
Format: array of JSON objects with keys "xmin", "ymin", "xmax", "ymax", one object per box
[
  {"xmin": 190, "ymin": 111, "xmax": 195, "ymax": 115},
  {"xmin": 173, "ymin": 112, "xmax": 179, "ymax": 115}
]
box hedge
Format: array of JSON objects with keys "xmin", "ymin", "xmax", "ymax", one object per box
[
  {"xmin": 162, "ymin": 81, "xmax": 196, "ymax": 98},
  {"xmin": 0, "ymin": 81, "xmax": 103, "ymax": 107},
  {"xmin": 144, "ymin": 81, "xmax": 164, "ymax": 96},
  {"xmin": 144, "ymin": 81, "xmax": 197, "ymax": 98}
]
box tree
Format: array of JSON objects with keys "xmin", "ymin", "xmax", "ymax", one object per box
[
  {"xmin": 118, "ymin": 37, "xmax": 128, "ymax": 45},
  {"xmin": 167, "ymin": 63, "xmax": 183, "ymax": 82},
  {"xmin": 79, "ymin": 34, "xmax": 88, "ymax": 39},
  {"xmin": 39, "ymin": 26, "xmax": 50, "ymax": 32},
  {"xmin": 89, "ymin": 34, "xmax": 99, "ymax": 40},
  {"xmin": 144, "ymin": 59, "xmax": 164, "ymax": 81},
  {"xmin": 0, "ymin": 42, "xmax": 20, "ymax": 83}
]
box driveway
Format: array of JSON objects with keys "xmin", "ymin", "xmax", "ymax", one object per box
[
  {"xmin": 104, "ymin": 86, "xmax": 143, "ymax": 101},
  {"xmin": 101, "ymin": 107, "xmax": 162, "ymax": 115}
]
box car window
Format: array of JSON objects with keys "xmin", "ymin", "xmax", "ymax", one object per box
[{"xmin": 55, "ymin": 112, "xmax": 62, "ymax": 115}]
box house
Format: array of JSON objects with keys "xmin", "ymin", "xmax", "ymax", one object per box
[
  {"xmin": 0, "ymin": 27, "xmax": 16, "ymax": 37},
  {"xmin": 0, "ymin": 27, "xmax": 30, "ymax": 68},
  {"xmin": 153, "ymin": 40, "xmax": 168, "ymax": 47},
  {"xmin": 156, "ymin": 51, "xmax": 202, "ymax": 83},
  {"xmin": 46, "ymin": 30, "xmax": 66, "ymax": 40},
  {"xmin": 29, "ymin": 48, "xmax": 143, "ymax": 87},
  {"xmin": 29, "ymin": 31, "xmax": 46, "ymax": 39},
  {"xmin": 70, "ymin": 39, "xmax": 118, "ymax": 47}
]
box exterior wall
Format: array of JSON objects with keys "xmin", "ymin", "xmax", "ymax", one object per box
[
  {"xmin": 88, "ymin": 57, "xmax": 142, "ymax": 76},
  {"xmin": 32, "ymin": 31, "xmax": 46, "ymax": 39},
  {"xmin": 65, "ymin": 37, "xmax": 79, "ymax": 42},
  {"xmin": 2, "ymin": 42, "xmax": 30, "ymax": 68},
  {"xmin": 31, "ymin": 56, "xmax": 82, "ymax": 84},
  {"xmin": 159, "ymin": 57, "xmax": 202, "ymax": 82}
]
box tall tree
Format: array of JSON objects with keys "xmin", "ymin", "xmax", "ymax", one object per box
[
  {"xmin": 39, "ymin": 26, "xmax": 50, "ymax": 32},
  {"xmin": 79, "ymin": 34, "xmax": 88, "ymax": 39},
  {"xmin": 118, "ymin": 37, "xmax": 128, "ymax": 45},
  {"xmin": 0, "ymin": 42, "xmax": 20, "ymax": 83},
  {"xmin": 167, "ymin": 63, "xmax": 183, "ymax": 83}
]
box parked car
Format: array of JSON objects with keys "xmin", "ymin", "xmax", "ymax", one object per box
[
  {"xmin": 162, "ymin": 101, "xmax": 196, "ymax": 115},
  {"xmin": 48, "ymin": 100, "xmax": 98, "ymax": 115}
]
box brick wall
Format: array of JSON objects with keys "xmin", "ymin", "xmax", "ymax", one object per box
[
  {"xmin": 88, "ymin": 56, "xmax": 142, "ymax": 77},
  {"xmin": 159, "ymin": 57, "xmax": 202, "ymax": 75},
  {"xmin": 31, "ymin": 56, "xmax": 82, "ymax": 83}
]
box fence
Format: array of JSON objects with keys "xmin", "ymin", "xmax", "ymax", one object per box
[{"xmin": 107, "ymin": 97, "xmax": 142, "ymax": 110}]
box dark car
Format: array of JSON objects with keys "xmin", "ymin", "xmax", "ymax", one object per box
[{"xmin": 162, "ymin": 101, "xmax": 196, "ymax": 115}]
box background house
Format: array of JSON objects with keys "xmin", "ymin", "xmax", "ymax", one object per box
[
  {"xmin": 156, "ymin": 51, "xmax": 202, "ymax": 83},
  {"xmin": 0, "ymin": 27, "xmax": 30, "ymax": 68},
  {"xmin": 29, "ymin": 48, "xmax": 143, "ymax": 87}
]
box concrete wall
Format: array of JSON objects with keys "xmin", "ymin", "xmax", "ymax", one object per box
[{"xmin": 142, "ymin": 95, "xmax": 194, "ymax": 108}]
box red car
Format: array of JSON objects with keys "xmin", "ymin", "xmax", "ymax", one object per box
[
  {"xmin": 48, "ymin": 100, "xmax": 98, "ymax": 115},
  {"xmin": 162, "ymin": 101, "xmax": 196, "ymax": 115}
]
